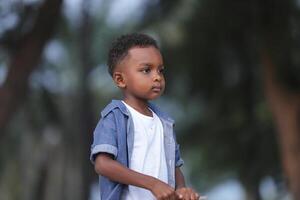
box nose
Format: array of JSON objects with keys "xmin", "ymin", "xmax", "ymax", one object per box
[{"xmin": 153, "ymin": 71, "xmax": 162, "ymax": 81}]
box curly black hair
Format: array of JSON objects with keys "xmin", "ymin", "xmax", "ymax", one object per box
[{"xmin": 107, "ymin": 33, "xmax": 159, "ymax": 76}]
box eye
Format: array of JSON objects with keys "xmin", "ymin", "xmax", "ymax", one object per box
[
  {"xmin": 141, "ymin": 67, "xmax": 151, "ymax": 74},
  {"xmin": 158, "ymin": 68, "xmax": 165, "ymax": 74}
]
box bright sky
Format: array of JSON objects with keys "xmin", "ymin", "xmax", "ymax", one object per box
[
  {"xmin": 206, "ymin": 180, "xmax": 245, "ymax": 200},
  {"xmin": 105, "ymin": 0, "xmax": 149, "ymax": 26},
  {"xmin": 63, "ymin": 0, "xmax": 150, "ymax": 27}
]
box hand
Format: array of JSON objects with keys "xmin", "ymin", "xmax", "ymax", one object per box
[
  {"xmin": 149, "ymin": 178, "xmax": 177, "ymax": 200},
  {"xmin": 175, "ymin": 187, "xmax": 200, "ymax": 200}
]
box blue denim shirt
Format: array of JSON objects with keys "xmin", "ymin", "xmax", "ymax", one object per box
[{"xmin": 90, "ymin": 100, "xmax": 184, "ymax": 200}]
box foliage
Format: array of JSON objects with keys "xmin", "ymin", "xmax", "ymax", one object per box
[{"xmin": 0, "ymin": 0, "xmax": 299, "ymax": 199}]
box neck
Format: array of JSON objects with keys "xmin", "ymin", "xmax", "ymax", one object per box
[{"xmin": 123, "ymin": 96, "xmax": 152, "ymax": 116}]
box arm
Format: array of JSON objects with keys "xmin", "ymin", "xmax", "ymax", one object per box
[
  {"xmin": 95, "ymin": 153, "xmax": 176, "ymax": 199},
  {"xmin": 175, "ymin": 167, "xmax": 186, "ymax": 189},
  {"xmin": 175, "ymin": 167, "xmax": 200, "ymax": 200}
]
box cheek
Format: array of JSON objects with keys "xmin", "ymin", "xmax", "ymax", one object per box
[{"xmin": 161, "ymin": 78, "xmax": 166, "ymax": 86}]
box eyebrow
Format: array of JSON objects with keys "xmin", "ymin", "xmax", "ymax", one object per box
[{"xmin": 138, "ymin": 62, "xmax": 164, "ymax": 68}]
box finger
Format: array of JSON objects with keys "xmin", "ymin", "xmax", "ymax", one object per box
[
  {"xmin": 167, "ymin": 192, "xmax": 173, "ymax": 200},
  {"xmin": 172, "ymin": 193, "xmax": 178, "ymax": 200},
  {"xmin": 162, "ymin": 193, "xmax": 169, "ymax": 200},
  {"xmin": 177, "ymin": 194, "xmax": 184, "ymax": 199},
  {"xmin": 190, "ymin": 194, "xmax": 194, "ymax": 200},
  {"xmin": 174, "ymin": 191, "xmax": 180, "ymax": 200},
  {"xmin": 168, "ymin": 190, "xmax": 176, "ymax": 200},
  {"xmin": 184, "ymin": 189, "xmax": 192, "ymax": 200},
  {"xmin": 170, "ymin": 190, "xmax": 177, "ymax": 200},
  {"xmin": 191, "ymin": 190, "xmax": 199, "ymax": 200},
  {"xmin": 159, "ymin": 193, "xmax": 167, "ymax": 200},
  {"xmin": 191, "ymin": 193, "xmax": 197, "ymax": 200},
  {"xmin": 169, "ymin": 191, "xmax": 175, "ymax": 200},
  {"xmin": 188, "ymin": 189, "xmax": 197, "ymax": 200},
  {"xmin": 184, "ymin": 192, "xmax": 190, "ymax": 200}
]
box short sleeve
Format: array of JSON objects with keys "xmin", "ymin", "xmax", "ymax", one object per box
[
  {"xmin": 174, "ymin": 131, "xmax": 184, "ymax": 167},
  {"xmin": 90, "ymin": 112, "xmax": 118, "ymax": 164},
  {"xmin": 175, "ymin": 143, "xmax": 184, "ymax": 167}
]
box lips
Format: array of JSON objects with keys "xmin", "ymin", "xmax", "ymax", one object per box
[{"xmin": 152, "ymin": 86, "xmax": 162, "ymax": 92}]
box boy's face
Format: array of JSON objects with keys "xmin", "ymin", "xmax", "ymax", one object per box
[{"xmin": 113, "ymin": 46, "xmax": 165, "ymax": 101}]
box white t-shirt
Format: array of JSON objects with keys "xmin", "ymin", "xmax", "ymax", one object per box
[{"xmin": 121, "ymin": 101, "xmax": 168, "ymax": 200}]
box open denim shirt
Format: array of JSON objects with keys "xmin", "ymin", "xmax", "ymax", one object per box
[{"xmin": 90, "ymin": 100, "xmax": 184, "ymax": 200}]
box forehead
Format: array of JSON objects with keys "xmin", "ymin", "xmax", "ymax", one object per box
[{"xmin": 125, "ymin": 46, "xmax": 163, "ymax": 64}]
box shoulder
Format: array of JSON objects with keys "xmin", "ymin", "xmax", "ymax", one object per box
[
  {"xmin": 96, "ymin": 100, "xmax": 130, "ymax": 129},
  {"xmin": 94, "ymin": 100, "xmax": 130, "ymax": 132},
  {"xmin": 101, "ymin": 100, "xmax": 129, "ymax": 118}
]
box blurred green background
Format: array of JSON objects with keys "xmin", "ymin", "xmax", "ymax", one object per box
[{"xmin": 0, "ymin": 0, "xmax": 300, "ymax": 200}]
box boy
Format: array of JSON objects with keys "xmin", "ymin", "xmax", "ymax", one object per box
[{"xmin": 90, "ymin": 33, "xmax": 201, "ymax": 200}]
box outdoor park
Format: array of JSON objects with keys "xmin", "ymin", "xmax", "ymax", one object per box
[{"xmin": 0, "ymin": 0, "xmax": 299, "ymax": 200}]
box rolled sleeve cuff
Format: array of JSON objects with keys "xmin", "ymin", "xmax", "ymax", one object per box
[
  {"xmin": 175, "ymin": 158, "xmax": 184, "ymax": 167},
  {"xmin": 90, "ymin": 144, "xmax": 118, "ymax": 164}
]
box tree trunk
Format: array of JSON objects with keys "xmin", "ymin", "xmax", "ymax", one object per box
[
  {"xmin": 262, "ymin": 51, "xmax": 300, "ymax": 200},
  {"xmin": 0, "ymin": 0, "xmax": 62, "ymax": 135},
  {"xmin": 75, "ymin": 0, "xmax": 96, "ymax": 198},
  {"xmin": 258, "ymin": 0, "xmax": 300, "ymax": 198}
]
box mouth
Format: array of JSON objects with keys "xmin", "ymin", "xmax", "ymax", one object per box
[{"xmin": 152, "ymin": 86, "xmax": 162, "ymax": 92}]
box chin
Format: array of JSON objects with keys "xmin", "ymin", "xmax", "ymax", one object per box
[{"xmin": 148, "ymin": 94, "xmax": 162, "ymax": 100}]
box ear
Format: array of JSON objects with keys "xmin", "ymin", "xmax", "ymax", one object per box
[{"xmin": 113, "ymin": 71, "xmax": 126, "ymax": 88}]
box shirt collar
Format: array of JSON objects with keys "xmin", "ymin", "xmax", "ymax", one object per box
[
  {"xmin": 101, "ymin": 100, "xmax": 129, "ymax": 117},
  {"xmin": 101, "ymin": 99, "xmax": 174, "ymax": 124}
]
